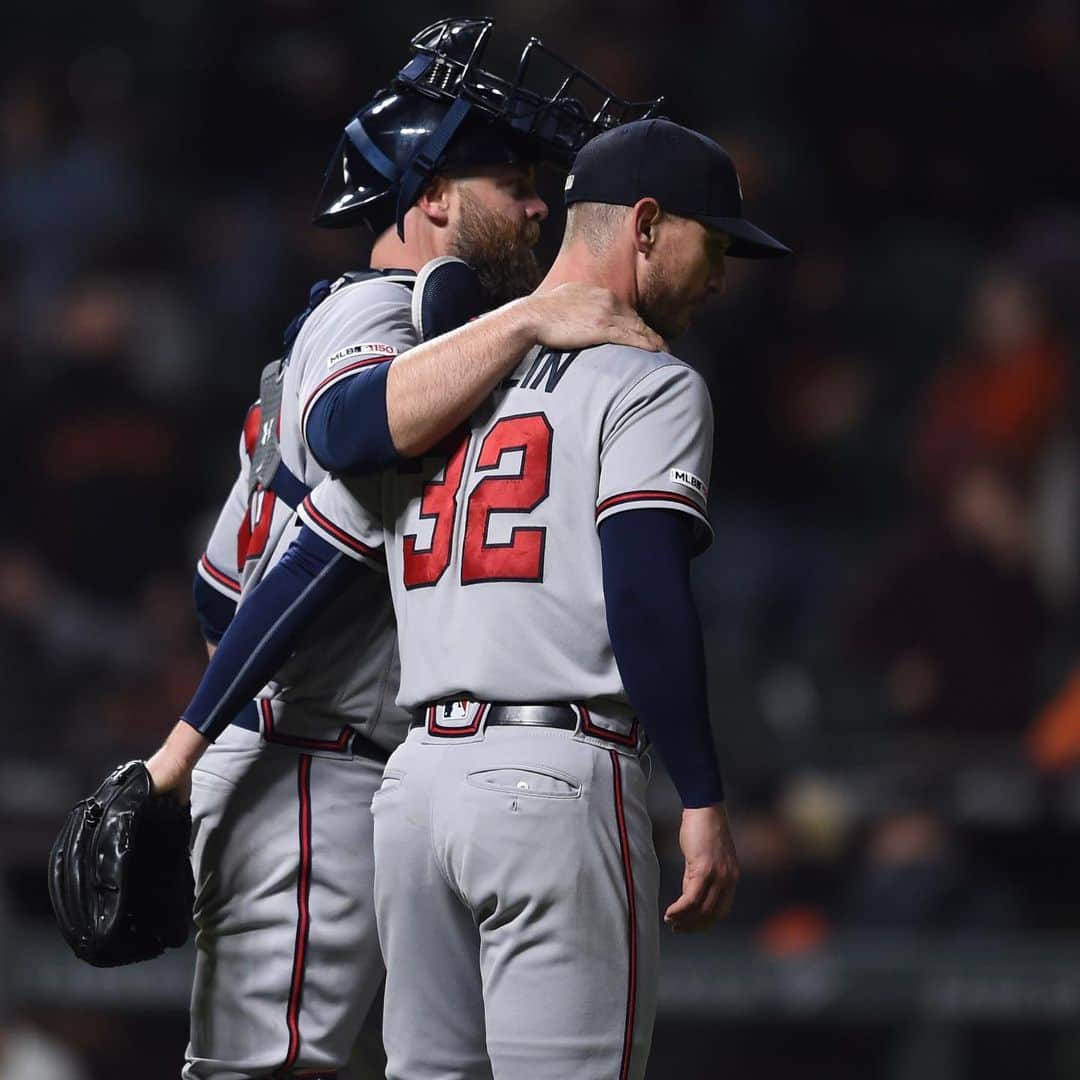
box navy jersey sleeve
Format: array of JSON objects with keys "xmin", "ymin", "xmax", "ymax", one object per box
[
  {"xmin": 182, "ymin": 527, "xmax": 368, "ymax": 740},
  {"xmin": 600, "ymin": 509, "xmax": 724, "ymax": 807},
  {"xmin": 305, "ymin": 362, "xmax": 397, "ymax": 474}
]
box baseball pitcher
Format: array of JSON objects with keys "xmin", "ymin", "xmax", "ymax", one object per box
[{"xmin": 298, "ymin": 118, "xmax": 790, "ymax": 1079}]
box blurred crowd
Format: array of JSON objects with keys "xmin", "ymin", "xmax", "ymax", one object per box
[{"xmin": 2, "ymin": 1, "xmax": 1079, "ymax": 1076}]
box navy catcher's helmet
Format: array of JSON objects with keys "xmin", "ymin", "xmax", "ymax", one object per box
[{"xmin": 313, "ymin": 17, "xmax": 663, "ymax": 239}]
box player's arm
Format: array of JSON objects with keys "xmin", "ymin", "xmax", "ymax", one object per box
[
  {"xmin": 600, "ymin": 511, "xmax": 737, "ymax": 932},
  {"xmin": 146, "ymin": 476, "xmax": 382, "ymax": 795},
  {"xmin": 303, "ymin": 270, "xmax": 664, "ymax": 476},
  {"xmin": 383, "ymin": 284, "xmax": 663, "ymax": 458},
  {"xmin": 147, "ymin": 527, "xmax": 369, "ymax": 795},
  {"xmin": 596, "ymin": 360, "xmax": 736, "ymax": 932}
]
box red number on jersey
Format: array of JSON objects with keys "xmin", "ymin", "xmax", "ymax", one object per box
[
  {"xmin": 236, "ymin": 402, "xmax": 278, "ymax": 564},
  {"xmin": 461, "ymin": 413, "xmax": 553, "ymax": 584},
  {"xmin": 401, "ymin": 415, "xmax": 554, "ymax": 589},
  {"xmin": 402, "ymin": 435, "xmax": 472, "ymax": 589},
  {"xmin": 238, "ymin": 486, "xmax": 278, "ymax": 566}
]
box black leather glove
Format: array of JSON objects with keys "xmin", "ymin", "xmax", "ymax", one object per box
[{"xmin": 48, "ymin": 760, "xmax": 194, "ymax": 967}]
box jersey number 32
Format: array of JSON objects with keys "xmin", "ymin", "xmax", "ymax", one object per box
[{"xmin": 403, "ymin": 413, "xmax": 552, "ymax": 589}]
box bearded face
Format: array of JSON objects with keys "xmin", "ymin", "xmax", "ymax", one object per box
[
  {"xmin": 637, "ymin": 253, "xmax": 690, "ymax": 341},
  {"xmin": 636, "ymin": 217, "xmax": 721, "ymax": 341},
  {"xmin": 448, "ymin": 185, "xmax": 543, "ymax": 307}
]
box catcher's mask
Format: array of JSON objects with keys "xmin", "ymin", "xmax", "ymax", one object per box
[{"xmin": 313, "ymin": 17, "xmax": 663, "ymax": 240}]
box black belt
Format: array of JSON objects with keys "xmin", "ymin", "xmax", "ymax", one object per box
[{"xmin": 411, "ymin": 704, "xmax": 577, "ymax": 732}]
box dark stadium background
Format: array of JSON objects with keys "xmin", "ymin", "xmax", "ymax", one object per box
[{"xmin": 2, "ymin": 2, "xmax": 1079, "ymax": 1077}]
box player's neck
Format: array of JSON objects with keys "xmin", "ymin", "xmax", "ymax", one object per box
[
  {"xmin": 539, "ymin": 246, "xmax": 637, "ymax": 310},
  {"xmin": 369, "ymin": 218, "xmax": 442, "ymax": 273}
]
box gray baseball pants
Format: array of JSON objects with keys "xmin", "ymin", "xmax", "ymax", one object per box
[
  {"xmin": 372, "ymin": 723, "xmax": 660, "ymax": 1080},
  {"xmin": 184, "ymin": 723, "xmax": 387, "ymax": 1079}
]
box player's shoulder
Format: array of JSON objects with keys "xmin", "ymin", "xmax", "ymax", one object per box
[
  {"xmin": 292, "ymin": 270, "xmax": 416, "ymax": 358},
  {"xmin": 579, "ymin": 342, "xmax": 705, "ymax": 396},
  {"xmin": 582, "ymin": 341, "xmax": 689, "ymax": 373},
  {"xmin": 317, "ymin": 270, "xmax": 416, "ymax": 319}
]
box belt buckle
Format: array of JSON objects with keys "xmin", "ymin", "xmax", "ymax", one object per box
[{"xmin": 426, "ymin": 700, "xmax": 487, "ymax": 738}]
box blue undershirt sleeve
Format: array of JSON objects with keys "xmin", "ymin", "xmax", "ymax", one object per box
[
  {"xmin": 599, "ymin": 509, "xmax": 724, "ymax": 808},
  {"xmin": 192, "ymin": 571, "xmax": 238, "ymax": 645},
  {"xmin": 306, "ymin": 363, "xmax": 399, "ymax": 474},
  {"xmin": 182, "ymin": 527, "xmax": 368, "ymax": 741}
]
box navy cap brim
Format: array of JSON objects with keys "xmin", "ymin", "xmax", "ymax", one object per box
[{"xmin": 697, "ymin": 215, "xmax": 791, "ymax": 259}]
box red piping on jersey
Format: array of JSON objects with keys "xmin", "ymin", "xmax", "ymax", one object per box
[
  {"xmin": 259, "ymin": 698, "xmax": 353, "ymax": 754},
  {"xmin": 281, "ymin": 755, "xmax": 314, "ymax": 1075},
  {"xmin": 595, "ymin": 489, "xmax": 703, "ymax": 518},
  {"xmin": 300, "ymin": 496, "xmax": 385, "ymax": 562},
  {"xmin": 300, "ymin": 354, "xmax": 395, "ymax": 433},
  {"xmin": 578, "ymin": 705, "xmax": 639, "ymax": 748},
  {"xmin": 610, "ymin": 750, "xmax": 638, "ymax": 1080},
  {"xmin": 199, "ymin": 553, "xmax": 242, "ymax": 595}
]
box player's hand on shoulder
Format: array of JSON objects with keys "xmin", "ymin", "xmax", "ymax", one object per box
[
  {"xmin": 664, "ymin": 803, "xmax": 740, "ymax": 932},
  {"xmin": 524, "ymin": 283, "xmax": 665, "ymax": 354}
]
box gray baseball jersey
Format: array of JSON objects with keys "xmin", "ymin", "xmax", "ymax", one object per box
[
  {"xmin": 302, "ymin": 342, "xmax": 714, "ymax": 715},
  {"xmin": 301, "ymin": 341, "xmax": 714, "ymax": 1080},
  {"xmin": 187, "ymin": 273, "xmax": 420, "ymax": 1080},
  {"xmin": 198, "ymin": 273, "xmax": 417, "ymax": 751}
]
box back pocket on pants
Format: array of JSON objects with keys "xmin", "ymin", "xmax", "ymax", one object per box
[{"xmin": 466, "ymin": 767, "xmax": 581, "ymax": 799}]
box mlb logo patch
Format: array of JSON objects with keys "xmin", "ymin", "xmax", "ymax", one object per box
[
  {"xmin": 670, "ymin": 468, "xmax": 708, "ymax": 498},
  {"xmin": 440, "ymin": 700, "xmax": 471, "ymax": 723},
  {"xmin": 327, "ymin": 343, "xmax": 398, "ymax": 368}
]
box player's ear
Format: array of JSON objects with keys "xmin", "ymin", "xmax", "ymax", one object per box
[
  {"xmin": 416, "ymin": 176, "xmax": 452, "ymax": 228},
  {"xmin": 631, "ymin": 198, "xmax": 662, "ymax": 255}
]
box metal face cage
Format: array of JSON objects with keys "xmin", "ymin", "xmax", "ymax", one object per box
[{"xmin": 398, "ymin": 17, "xmax": 664, "ymax": 166}]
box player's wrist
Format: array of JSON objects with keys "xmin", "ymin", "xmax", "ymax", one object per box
[
  {"xmin": 144, "ymin": 749, "xmax": 193, "ymax": 801},
  {"xmin": 145, "ymin": 720, "xmax": 209, "ymax": 795},
  {"xmin": 678, "ymin": 779, "xmax": 726, "ymax": 811},
  {"xmin": 497, "ymin": 294, "xmax": 545, "ymax": 350}
]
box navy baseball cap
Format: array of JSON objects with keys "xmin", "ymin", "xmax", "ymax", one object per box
[{"xmin": 564, "ymin": 118, "xmax": 790, "ymax": 259}]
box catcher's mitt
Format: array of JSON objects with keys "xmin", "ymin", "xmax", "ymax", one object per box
[{"xmin": 48, "ymin": 760, "xmax": 194, "ymax": 967}]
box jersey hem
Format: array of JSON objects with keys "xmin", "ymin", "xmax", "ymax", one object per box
[
  {"xmin": 298, "ymin": 496, "xmax": 386, "ymax": 569},
  {"xmin": 197, "ymin": 553, "xmax": 242, "ymax": 597},
  {"xmin": 595, "ymin": 495, "xmax": 714, "ymax": 550}
]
